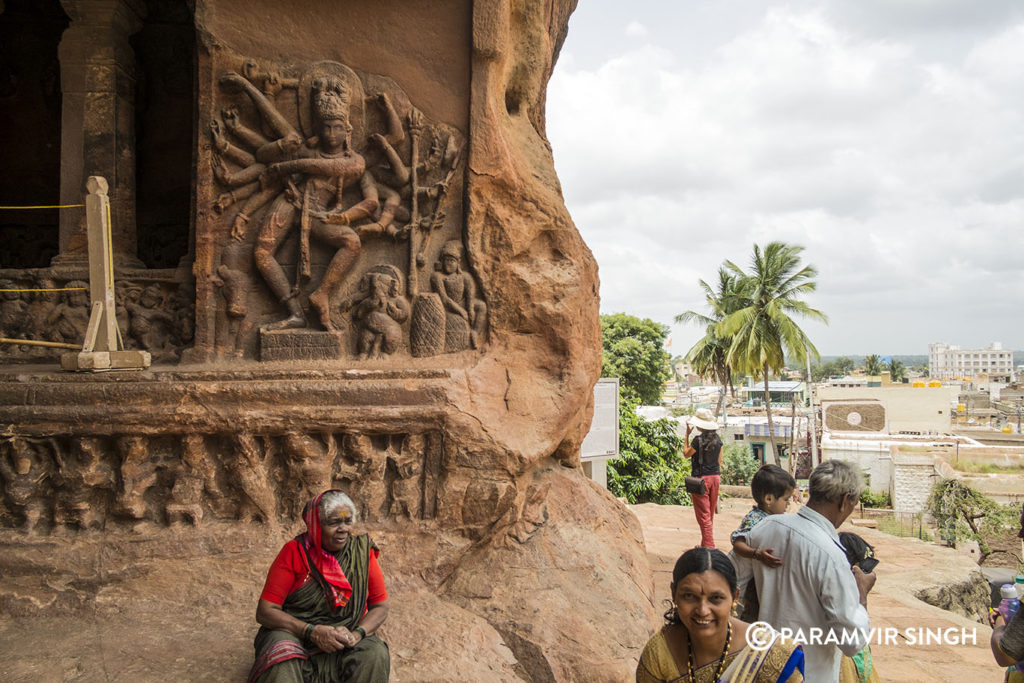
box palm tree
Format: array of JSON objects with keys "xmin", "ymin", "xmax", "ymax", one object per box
[
  {"xmin": 676, "ymin": 267, "xmax": 750, "ymax": 422},
  {"xmin": 719, "ymin": 242, "xmax": 827, "ymax": 466},
  {"xmin": 864, "ymin": 354, "xmax": 883, "ymax": 376},
  {"xmin": 888, "ymin": 358, "xmax": 906, "ymax": 382}
]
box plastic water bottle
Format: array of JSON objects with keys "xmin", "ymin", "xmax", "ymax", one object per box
[
  {"xmin": 1000, "ymin": 584, "xmax": 1021, "ymax": 621},
  {"xmin": 1015, "ymin": 576, "xmax": 1024, "ymax": 600}
]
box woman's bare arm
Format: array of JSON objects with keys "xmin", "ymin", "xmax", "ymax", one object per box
[{"xmin": 255, "ymin": 599, "xmax": 348, "ymax": 653}]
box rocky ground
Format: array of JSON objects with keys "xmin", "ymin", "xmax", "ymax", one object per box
[
  {"xmin": 0, "ymin": 493, "xmax": 1007, "ymax": 682},
  {"xmin": 632, "ymin": 498, "xmax": 1002, "ymax": 683}
]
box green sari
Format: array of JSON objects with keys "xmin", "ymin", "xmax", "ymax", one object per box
[{"xmin": 248, "ymin": 534, "xmax": 389, "ymax": 683}]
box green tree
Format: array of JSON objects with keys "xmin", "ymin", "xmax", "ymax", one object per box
[
  {"xmin": 810, "ymin": 362, "xmax": 827, "ymax": 382},
  {"xmin": 601, "ymin": 313, "xmax": 671, "ymax": 405},
  {"xmin": 864, "ymin": 354, "xmax": 882, "ymax": 375},
  {"xmin": 888, "ymin": 358, "xmax": 907, "ymax": 382},
  {"xmin": 834, "ymin": 357, "xmax": 855, "ymax": 375},
  {"xmin": 719, "ymin": 242, "xmax": 827, "ymax": 465},
  {"xmin": 607, "ymin": 397, "xmax": 689, "ymax": 504},
  {"xmin": 675, "ymin": 267, "xmax": 750, "ymax": 419},
  {"xmin": 926, "ymin": 478, "xmax": 1020, "ymax": 563},
  {"xmin": 811, "ymin": 359, "xmax": 844, "ymax": 382}
]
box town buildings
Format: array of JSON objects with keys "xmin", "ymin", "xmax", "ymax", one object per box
[{"xmin": 929, "ymin": 342, "xmax": 1014, "ymax": 383}]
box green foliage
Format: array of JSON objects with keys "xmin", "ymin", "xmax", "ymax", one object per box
[
  {"xmin": 676, "ymin": 268, "xmax": 750, "ymax": 411},
  {"xmin": 607, "ymin": 397, "xmax": 689, "ymax": 505},
  {"xmin": 601, "ymin": 313, "xmax": 671, "ymax": 405},
  {"xmin": 887, "ymin": 358, "xmax": 907, "ymax": 382},
  {"xmin": 811, "ymin": 356, "xmax": 857, "ymax": 381},
  {"xmin": 719, "ymin": 242, "xmax": 827, "ymax": 376},
  {"xmin": 859, "ymin": 489, "xmax": 891, "ymax": 508},
  {"xmin": 926, "ymin": 478, "xmax": 1018, "ymax": 559},
  {"xmin": 718, "ymin": 242, "xmax": 827, "ymax": 464},
  {"xmin": 721, "ymin": 443, "xmax": 760, "ymax": 486},
  {"xmin": 864, "ymin": 354, "xmax": 882, "ymax": 375},
  {"xmin": 834, "ymin": 357, "xmax": 855, "ymax": 375},
  {"xmin": 669, "ymin": 405, "xmax": 695, "ymax": 418},
  {"xmin": 952, "ymin": 460, "xmax": 1024, "ymax": 474}
]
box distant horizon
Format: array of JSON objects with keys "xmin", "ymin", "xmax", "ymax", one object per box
[
  {"xmin": 670, "ymin": 350, "xmax": 1023, "ymax": 366},
  {"xmin": 814, "ymin": 348, "xmax": 1021, "ymax": 359},
  {"xmin": 666, "ymin": 343, "xmax": 1022, "ymax": 361}
]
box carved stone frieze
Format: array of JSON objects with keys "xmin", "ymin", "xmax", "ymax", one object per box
[
  {"xmin": 0, "ymin": 430, "xmax": 447, "ymax": 533},
  {"xmin": 0, "ymin": 275, "xmax": 194, "ymax": 363}
]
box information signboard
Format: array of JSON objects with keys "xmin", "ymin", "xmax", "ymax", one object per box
[{"xmin": 581, "ymin": 378, "xmax": 619, "ymax": 460}]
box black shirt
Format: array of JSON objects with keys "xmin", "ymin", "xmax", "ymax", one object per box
[{"xmin": 690, "ymin": 431, "xmax": 721, "ymax": 477}]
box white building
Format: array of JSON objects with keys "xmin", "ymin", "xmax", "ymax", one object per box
[
  {"xmin": 816, "ymin": 384, "xmax": 958, "ymax": 435},
  {"xmin": 929, "ymin": 342, "xmax": 1014, "ymax": 382}
]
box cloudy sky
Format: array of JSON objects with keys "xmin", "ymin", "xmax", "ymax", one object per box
[{"xmin": 547, "ymin": 1, "xmax": 1024, "ymax": 356}]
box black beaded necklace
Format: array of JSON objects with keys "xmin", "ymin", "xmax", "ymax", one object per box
[{"xmin": 685, "ymin": 621, "xmax": 732, "ymax": 683}]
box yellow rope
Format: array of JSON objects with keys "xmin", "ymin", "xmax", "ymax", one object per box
[
  {"xmin": 0, "ymin": 204, "xmax": 84, "ymax": 209},
  {"xmin": 105, "ymin": 200, "xmax": 114, "ymax": 285},
  {"xmin": 0, "ymin": 337, "xmax": 82, "ymax": 350},
  {"xmin": 0, "ymin": 287, "xmax": 87, "ymax": 292}
]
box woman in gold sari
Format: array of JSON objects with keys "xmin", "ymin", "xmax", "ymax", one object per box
[{"xmin": 637, "ymin": 548, "xmax": 803, "ymax": 683}]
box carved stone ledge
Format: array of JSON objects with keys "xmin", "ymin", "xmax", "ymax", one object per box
[
  {"xmin": 259, "ymin": 329, "xmax": 345, "ymax": 361},
  {"xmin": 0, "ymin": 367, "xmax": 453, "ymax": 436}
]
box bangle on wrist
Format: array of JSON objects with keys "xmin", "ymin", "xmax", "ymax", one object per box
[
  {"xmin": 354, "ymin": 626, "xmax": 367, "ymax": 639},
  {"xmin": 303, "ymin": 623, "xmax": 315, "ymax": 641}
]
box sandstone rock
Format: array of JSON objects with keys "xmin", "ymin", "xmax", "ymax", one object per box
[
  {"xmin": 0, "ymin": 0, "xmax": 655, "ymax": 680},
  {"xmin": 914, "ymin": 569, "xmax": 992, "ymax": 623}
]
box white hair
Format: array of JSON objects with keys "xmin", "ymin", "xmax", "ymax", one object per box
[
  {"xmin": 808, "ymin": 460, "xmax": 863, "ymax": 504},
  {"xmin": 320, "ymin": 491, "xmax": 358, "ymax": 522}
]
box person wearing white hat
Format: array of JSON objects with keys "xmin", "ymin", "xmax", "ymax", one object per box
[{"xmin": 684, "ymin": 408, "xmax": 723, "ymax": 548}]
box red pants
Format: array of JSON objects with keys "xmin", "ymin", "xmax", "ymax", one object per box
[{"xmin": 691, "ymin": 474, "xmax": 720, "ymax": 548}]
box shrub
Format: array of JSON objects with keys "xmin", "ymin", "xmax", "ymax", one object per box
[
  {"xmin": 721, "ymin": 443, "xmax": 760, "ymax": 486},
  {"xmin": 607, "ymin": 397, "xmax": 690, "ymax": 505},
  {"xmin": 669, "ymin": 405, "xmax": 695, "ymax": 418},
  {"xmin": 925, "ymin": 478, "xmax": 1018, "ymax": 561},
  {"xmin": 859, "ymin": 489, "xmax": 891, "ymax": 508}
]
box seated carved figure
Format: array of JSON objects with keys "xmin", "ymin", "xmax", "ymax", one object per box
[
  {"xmin": 126, "ymin": 284, "xmax": 175, "ymax": 353},
  {"xmin": 350, "ymin": 265, "xmax": 409, "ymax": 360},
  {"xmin": 45, "ymin": 281, "xmax": 89, "ymax": 344},
  {"xmin": 249, "ymin": 490, "xmax": 390, "ymax": 683},
  {"xmin": 429, "ymin": 240, "xmax": 486, "ymax": 352}
]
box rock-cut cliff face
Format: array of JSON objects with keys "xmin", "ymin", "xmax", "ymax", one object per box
[{"xmin": 0, "ymin": 0, "xmax": 658, "ymax": 680}]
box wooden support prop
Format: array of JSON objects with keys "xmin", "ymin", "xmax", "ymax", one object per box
[{"xmin": 61, "ymin": 176, "xmax": 150, "ymax": 372}]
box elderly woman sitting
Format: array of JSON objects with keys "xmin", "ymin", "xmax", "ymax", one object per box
[{"xmin": 248, "ymin": 490, "xmax": 390, "ymax": 683}]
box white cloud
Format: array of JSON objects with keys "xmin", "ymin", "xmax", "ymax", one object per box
[
  {"xmin": 625, "ymin": 20, "xmax": 649, "ymax": 38},
  {"xmin": 549, "ymin": 1, "xmax": 1024, "ymax": 354}
]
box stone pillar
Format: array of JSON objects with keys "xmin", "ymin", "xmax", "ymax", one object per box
[{"xmin": 54, "ymin": 0, "xmax": 145, "ymax": 268}]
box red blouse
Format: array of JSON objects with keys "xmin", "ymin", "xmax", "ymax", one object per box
[{"xmin": 259, "ymin": 539, "xmax": 388, "ymax": 613}]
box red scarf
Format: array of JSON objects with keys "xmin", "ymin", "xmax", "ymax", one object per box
[{"xmin": 299, "ymin": 490, "xmax": 353, "ymax": 609}]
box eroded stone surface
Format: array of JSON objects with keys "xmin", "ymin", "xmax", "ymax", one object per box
[
  {"xmin": 0, "ymin": 0, "xmax": 656, "ymax": 680},
  {"xmin": 0, "ymin": 466, "xmax": 653, "ymax": 681}
]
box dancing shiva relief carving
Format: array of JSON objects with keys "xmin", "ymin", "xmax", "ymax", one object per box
[{"xmin": 206, "ymin": 59, "xmax": 484, "ymax": 361}]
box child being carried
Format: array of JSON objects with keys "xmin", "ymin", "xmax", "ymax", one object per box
[{"xmin": 729, "ymin": 464, "xmax": 797, "ymax": 621}]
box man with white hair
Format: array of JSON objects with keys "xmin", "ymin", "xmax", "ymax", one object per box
[{"xmin": 744, "ymin": 459, "xmax": 876, "ymax": 681}]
